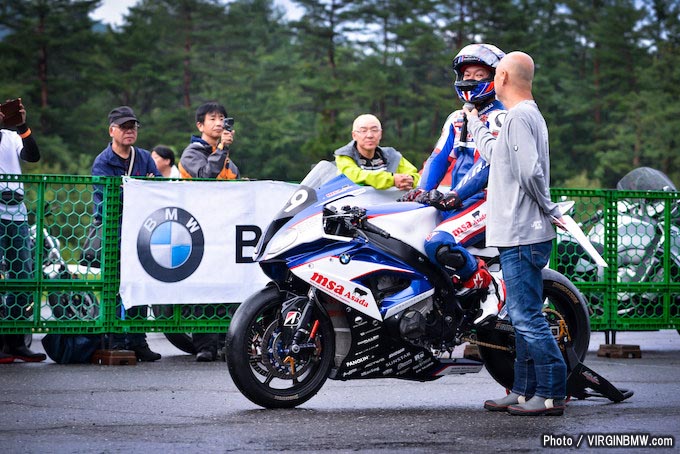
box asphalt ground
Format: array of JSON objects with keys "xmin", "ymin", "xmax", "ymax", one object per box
[{"xmin": 2, "ymin": 330, "xmax": 679, "ymax": 453}]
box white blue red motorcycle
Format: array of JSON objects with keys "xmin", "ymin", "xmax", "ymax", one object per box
[{"xmin": 226, "ymin": 162, "xmax": 604, "ymax": 409}]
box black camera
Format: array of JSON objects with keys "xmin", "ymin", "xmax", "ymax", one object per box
[{"xmin": 223, "ymin": 117, "xmax": 235, "ymax": 132}]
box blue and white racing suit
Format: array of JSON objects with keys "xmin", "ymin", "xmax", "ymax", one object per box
[{"xmin": 420, "ymin": 99, "xmax": 506, "ymax": 281}]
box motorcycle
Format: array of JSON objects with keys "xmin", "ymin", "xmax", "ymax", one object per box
[
  {"xmin": 0, "ymin": 216, "xmax": 98, "ymax": 352},
  {"xmin": 556, "ymin": 167, "xmax": 680, "ymax": 318},
  {"xmin": 32, "ymin": 223, "xmax": 100, "ymax": 321},
  {"xmin": 226, "ymin": 161, "xmax": 593, "ymax": 409}
]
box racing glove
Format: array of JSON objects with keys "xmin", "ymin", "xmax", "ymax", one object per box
[
  {"xmin": 397, "ymin": 188, "xmax": 425, "ymax": 202},
  {"xmin": 428, "ymin": 190, "xmax": 463, "ymax": 211}
]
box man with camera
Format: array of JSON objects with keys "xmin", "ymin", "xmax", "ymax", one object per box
[
  {"xmin": 0, "ymin": 98, "xmax": 46, "ymax": 363},
  {"xmin": 178, "ymin": 102, "xmax": 239, "ymax": 180},
  {"xmin": 178, "ymin": 101, "xmax": 240, "ymax": 362}
]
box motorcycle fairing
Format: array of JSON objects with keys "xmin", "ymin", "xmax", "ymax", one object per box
[
  {"xmin": 330, "ymin": 305, "xmax": 483, "ymax": 381},
  {"xmin": 362, "ymin": 202, "xmax": 440, "ymax": 256},
  {"xmin": 291, "ymin": 254, "xmax": 418, "ymax": 320}
]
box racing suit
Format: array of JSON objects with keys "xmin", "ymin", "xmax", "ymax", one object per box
[{"xmin": 420, "ymin": 99, "xmax": 506, "ymax": 281}]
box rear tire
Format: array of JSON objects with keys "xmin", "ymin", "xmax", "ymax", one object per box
[
  {"xmin": 226, "ymin": 286, "xmax": 334, "ymax": 408},
  {"xmin": 478, "ymin": 268, "xmax": 591, "ymax": 391}
]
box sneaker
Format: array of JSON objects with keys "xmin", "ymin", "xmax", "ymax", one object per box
[
  {"xmin": 508, "ymin": 395, "xmax": 565, "ymax": 416},
  {"xmin": 474, "ymin": 274, "xmax": 505, "ymax": 325},
  {"xmin": 132, "ymin": 345, "xmax": 161, "ymax": 362},
  {"xmin": 483, "ymin": 392, "xmax": 528, "ymax": 412},
  {"xmin": 196, "ymin": 349, "xmax": 216, "ymax": 362},
  {"xmin": 0, "ymin": 351, "xmax": 15, "ymax": 364},
  {"xmin": 455, "ymin": 259, "xmax": 492, "ymax": 298}
]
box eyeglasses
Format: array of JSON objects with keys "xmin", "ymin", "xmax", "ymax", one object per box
[
  {"xmin": 112, "ymin": 122, "xmax": 140, "ymax": 131},
  {"xmin": 354, "ymin": 127, "xmax": 381, "ymax": 136}
]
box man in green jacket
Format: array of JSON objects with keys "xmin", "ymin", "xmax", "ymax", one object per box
[{"xmin": 334, "ymin": 114, "xmax": 419, "ymax": 190}]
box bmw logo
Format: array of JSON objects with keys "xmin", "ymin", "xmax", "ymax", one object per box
[
  {"xmin": 339, "ymin": 253, "xmax": 351, "ymax": 265},
  {"xmin": 137, "ymin": 207, "xmax": 204, "ymax": 282}
]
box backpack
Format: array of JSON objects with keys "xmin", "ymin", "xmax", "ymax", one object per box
[{"xmin": 41, "ymin": 334, "xmax": 103, "ymax": 364}]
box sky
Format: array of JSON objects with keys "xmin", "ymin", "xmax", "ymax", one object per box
[{"xmin": 90, "ymin": 0, "xmax": 302, "ymax": 27}]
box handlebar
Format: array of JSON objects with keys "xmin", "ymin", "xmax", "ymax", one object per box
[
  {"xmin": 336, "ymin": 205, "xmax": 391, "ymax": 239},
  {"xmin": 360, "ymin": 219, "xmax": 391, "ymax": 239}
]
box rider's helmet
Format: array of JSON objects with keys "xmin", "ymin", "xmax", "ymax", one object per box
[{"xmin": 452, "ymin": 43, "xmax": 505, "ymax": 105}]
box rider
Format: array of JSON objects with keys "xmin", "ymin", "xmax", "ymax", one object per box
[{"xmin": 401, "ymin": 43, "xmax": 507, "ymax": 325}]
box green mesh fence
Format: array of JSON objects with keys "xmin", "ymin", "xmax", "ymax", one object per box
[
  {"xmin": 0, "ymin": 174, "xmax": 678, "ymax": 335},
  {"xmin": 551, "ymin": 188, "xmax": 680, "ymax": 331}
]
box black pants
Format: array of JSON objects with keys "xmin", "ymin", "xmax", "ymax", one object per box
[{"xmin": 111, "ymin": 304, "xmax": 148, "ymax": 350}]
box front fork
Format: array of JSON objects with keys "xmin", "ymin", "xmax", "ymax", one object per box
[{"xmin": 283, "ymin": 288, "xmax": 321, "ymax": 373}]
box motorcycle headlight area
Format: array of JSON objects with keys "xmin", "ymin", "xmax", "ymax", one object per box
[{"xmin": 267, "ymin": 228, "xmax": 299, "ymax": 256}]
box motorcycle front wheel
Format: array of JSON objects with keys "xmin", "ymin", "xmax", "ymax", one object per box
[
  {"xmin": 478, "ymin": 268, "xmax": 591, "ymax": 391},
  {"xmin": 226, "ymin": 285, "xmax": 335, "ymax": 409}
]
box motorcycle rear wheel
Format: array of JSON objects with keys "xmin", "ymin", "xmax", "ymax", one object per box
[
  {"xmin": 478, "ymin": 268, "xmax": 591, "ymax": 391},
  {"xmin": 226, "ymin": 286, "xmax": 334, "ymax": 409}
]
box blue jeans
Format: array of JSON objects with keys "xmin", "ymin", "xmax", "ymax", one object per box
[{"xmin": 499, "ymin": 241, "xmax": 566, "ymax": 399}]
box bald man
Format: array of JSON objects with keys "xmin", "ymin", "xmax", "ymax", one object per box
[
  {"xmin": 464, "ymin": 52, "xmax": 568, "ymax": 416},
  {"xmin": 334, "ymin": 114, "xmax": 420, "ymax": 190}
]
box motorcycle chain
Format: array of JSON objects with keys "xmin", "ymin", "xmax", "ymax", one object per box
[
  {"xmin": 461, "ymin": 308, "xmax": 571, "ymax": 353},
  {"xmin": 461, "ymin": 336, "xmax": 511, "ymax": 352}
]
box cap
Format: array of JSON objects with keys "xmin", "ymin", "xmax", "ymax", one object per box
[{"xmin": 108, "ymin": 106, "xmax": 138, "ymax": 126}]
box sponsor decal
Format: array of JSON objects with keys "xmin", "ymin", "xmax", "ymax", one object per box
[
  {"xmin": 414, "ymin": 359, "xmax": 434, "ymax": 374},
  {"xmin": 357, "ymin": 334, "xmax": 379, "ymax": 346},
  {"xmin": 388, "ymin": 348, "xmax": 406, "ymax": 359},
  {"xmin": 346, "ymin": 355, "xmax": 371, "ymax": 367},
  {"xmin": 355, "ymin": 344, "xmax": 381, "ymax": 356},
  {"xmin": 310, "ymin": 272, "xmax": 369, "ymax": 308},
  {"xmin": 284, "ymin": 311, "xmax": 301, "ymax": 327},
  {"xmin": 342, "ymin": 368, "xmax": 359, "ymax": 377},
  {"xmin": 386, "ymin": 352, "xmax": 411, "ymax": 368},
  {"xmin": 397, "ymin": 359, "xmax": 414, "ymax": 370},
  {"xmin": 582, "ymin": 370, "xmax": 601, "ymax": 385},
  {"xmin": 450, "ymin": 211, "xmax": 486, "ymax": 238},
  {"xmin": 352, "ymin": 317, "xmax": 368, "ymax": 328},
  {"xmin": 360, "ymin": 366, "xmax": 381, "ymax": 377},
  {"xmin": 324, "ymin": 185, "xmax": 353, "ymax": 199},
  {"xmin": 364, "ymin": 357, "xmax": 386, "ymax": 369},
  {"xmin": 359, "ymin": 326, "xmax": 381, "ymax": 337},
  {"xmin": 137, "ymin": 207, "xmax": 204, "ymax": 282},
  {"xmin": 382, "ymin": 368, "xmax": 394, "ymax": 375}
]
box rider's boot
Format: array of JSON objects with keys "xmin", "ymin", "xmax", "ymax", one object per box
[
  {"xmin": 453, "ymin": 259, "xmax": 502, "ymax": 325},
  {"xmin": 454, "ymin": 258, "xmax": 492, "ymax": 297},
  {"xmin": 474, "ymin": 273, "xmax": 505, "ymax": 325}
]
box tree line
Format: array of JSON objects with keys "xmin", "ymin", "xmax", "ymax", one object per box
[{"xmin": 1, "ymin": 0, "xmax": 678, "ymax": 188}]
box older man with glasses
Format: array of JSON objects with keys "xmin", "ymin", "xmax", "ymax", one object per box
[
  {"xmin": 90, "ymin": 106, "xmax": 162, "ymax": 362},
  {"xmin": 334, "ymin": 113, "xmax": 420, "ymax": 191}
]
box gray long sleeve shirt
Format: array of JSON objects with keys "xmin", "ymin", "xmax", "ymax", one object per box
[{"xmin": 467, "ymin": 100, "xmax": 561, "ymax": 247}]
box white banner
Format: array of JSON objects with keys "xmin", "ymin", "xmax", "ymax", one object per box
[{"xmin": 119, "ymin": 179, "xmax": 297, "ymax": 309}]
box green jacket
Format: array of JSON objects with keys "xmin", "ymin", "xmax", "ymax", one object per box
[{"xmin": 333, "ymin": 141, "xmax": 420, "ymax": 190}]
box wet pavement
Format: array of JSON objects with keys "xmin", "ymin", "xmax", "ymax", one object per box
[{"xmin": 1, "ymin": 330, "xmax": 679, "ymax": 453}]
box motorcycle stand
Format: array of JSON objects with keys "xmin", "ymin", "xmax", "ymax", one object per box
[{"xmin": 565, "ymin": 343, "xmax": 633, "ymax": 403}]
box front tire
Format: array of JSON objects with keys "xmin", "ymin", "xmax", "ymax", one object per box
[
  {"xmin": 226, "ymin": 285, "xmax": 334, "ymax": 408},
  {"xmin": 478, "ymin": 268, "xmax": 591, "ymax": 391}
]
